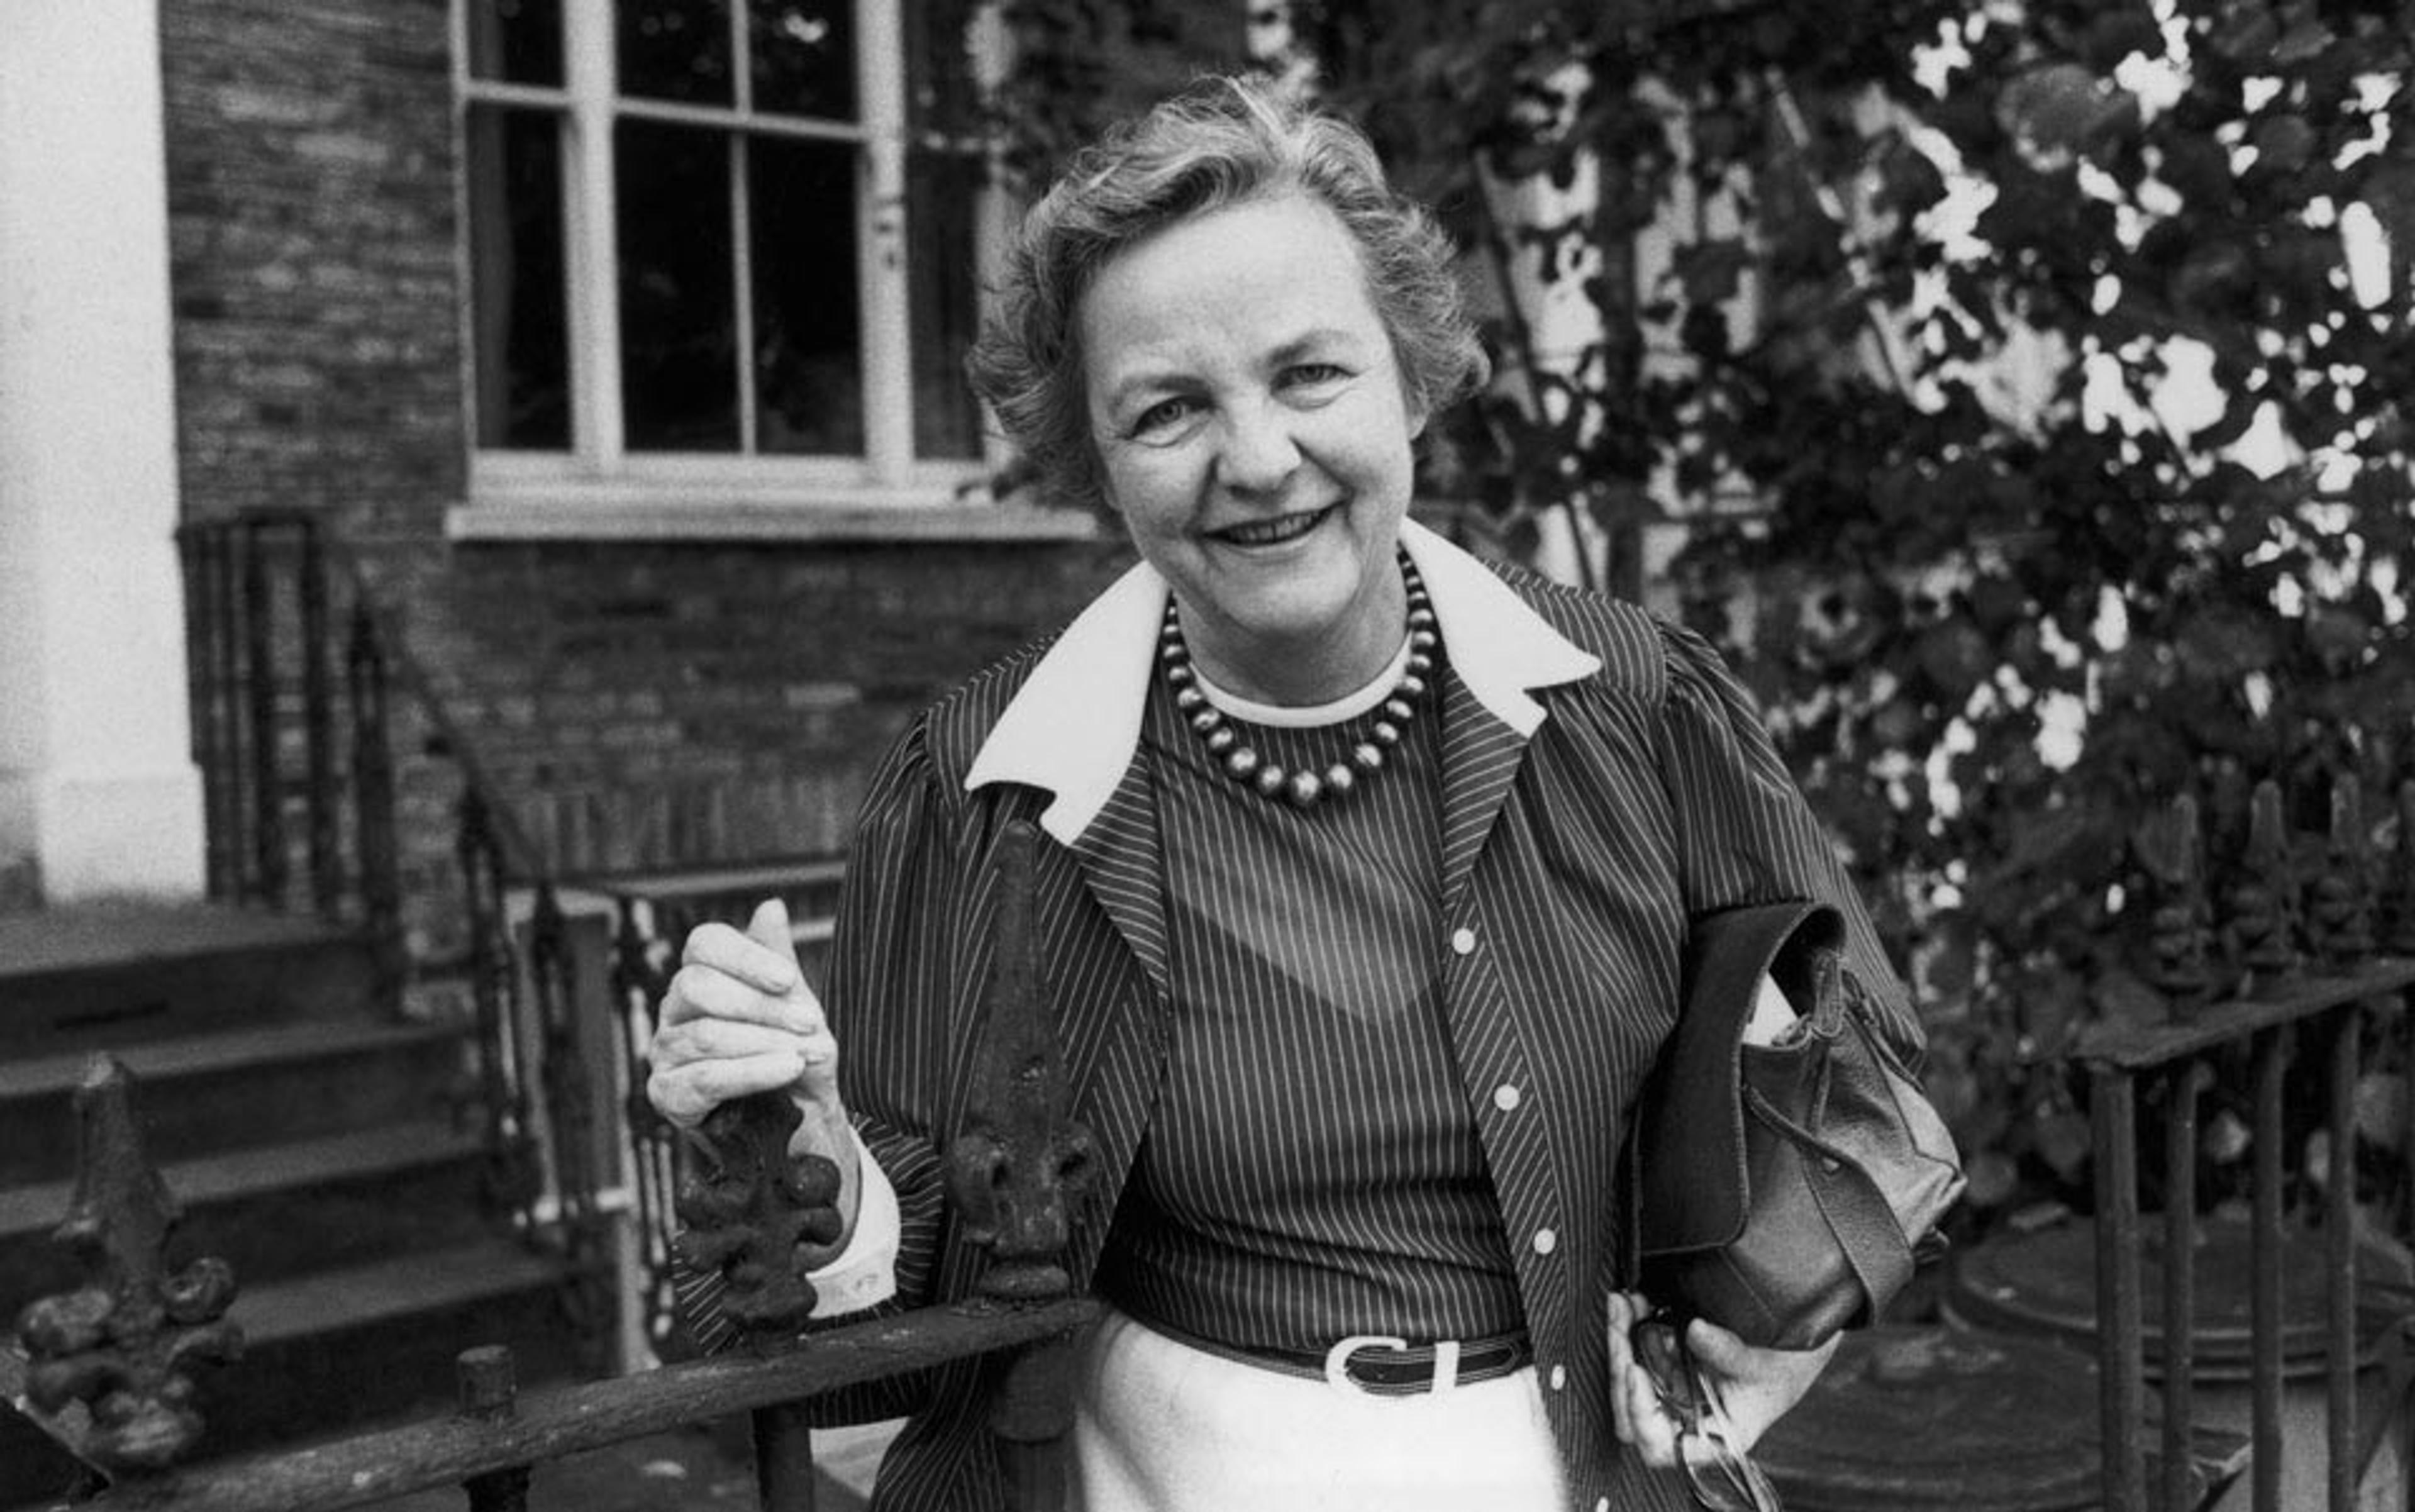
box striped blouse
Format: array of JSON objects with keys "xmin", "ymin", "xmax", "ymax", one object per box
[
  {"xmin": 677, "ymin": 519, "xmax": 1921, "ymax": 1512},
  {"xmin": 1100, "ymin": 635, "xmax": 1526, "ymax": 1350}
]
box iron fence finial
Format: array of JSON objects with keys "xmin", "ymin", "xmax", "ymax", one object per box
[{"xmin": 14, "ymin": 1054, "xmax": 243, "ymax": 1476}]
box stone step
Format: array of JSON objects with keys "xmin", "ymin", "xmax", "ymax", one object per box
[
  {"xmin": 0, "ymin": 1017, "xmax": 471, "ymax": 1186},
  {"xmin": 0, "ymin": 1118, "xmax": 499, "ymax": 1303},
  {"xmin": 1, "ymin": 1237, "xmax": 590, "ymax": 1509},
  {"xmin": 0, "ymin": 902, "xmax": 384, "ymax": 1055}
]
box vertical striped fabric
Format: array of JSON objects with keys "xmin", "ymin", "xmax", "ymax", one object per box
[
  {"xmin": 675, "ymin": 543, "xmax": 1922, "ymax": 1512},
  {"xmin": 1099, "ymin": 655, "xmax": 1527, "ymax": 1350}
]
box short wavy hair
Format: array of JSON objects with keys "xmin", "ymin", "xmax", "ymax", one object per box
[{"xmin": 967, "ymin": 74, "xmax": 1489, "ymax": 516}]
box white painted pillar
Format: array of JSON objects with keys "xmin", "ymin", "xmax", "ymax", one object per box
[{"xmin": 0, "ymin": 0, "xmax": 206, "ymax": 903}]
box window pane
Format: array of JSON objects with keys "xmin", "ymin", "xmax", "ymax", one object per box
[
  {"xmin": 750, "ymin": 135, "xmax": 863, "ymax": 454},
  {"xmin": 902, "ymin": 0, "xmax": 978, "ymax": 138},
  {"xmin": 908, "ymin": 147, "xmax": 983, "ymax": 460},
  {"xmin": 467, "ymin": 104, "xmax": 570, "ymax": 449},
  {"xmin": 618, "ymin": 0, "xmax": 732, "ymax": 105},
  {"xmin": 618, "ymin": 120, "xmax": 739, "ymax": 450},
  {"xmin": 749, "ymin": 1, "xmax": 855, "ymax": 121},
  {"xmin": 466, "ymin": 0, "xmax": 563, "ymax": 86}
]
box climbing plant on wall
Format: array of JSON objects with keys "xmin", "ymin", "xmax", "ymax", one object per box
[
  {"xmin": 991, "ymin": 0, "xmax": 2415, "ymax": 1226},
  {"xmin": 1282, "ymin": 0, "xmax": 2415, "ymax": 1225}
]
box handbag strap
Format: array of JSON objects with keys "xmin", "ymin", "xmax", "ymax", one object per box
[{"xmin": 1744, "ymin": 1055, "xmax": 1919, "ymax": 1320}]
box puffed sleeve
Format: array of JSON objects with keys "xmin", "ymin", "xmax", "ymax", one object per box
[
  {"xmin": 1655, "ymin": 619, "xmax": 1924, "ymax": 1053},
  {"xmin": 670, "ymin": 714, "xmax": 965, "ymax": 1382}
]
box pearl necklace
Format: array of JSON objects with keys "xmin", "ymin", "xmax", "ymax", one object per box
[{"xmin": 1158, "ymin": 557, "xmax": 1438, "ymax": 810}]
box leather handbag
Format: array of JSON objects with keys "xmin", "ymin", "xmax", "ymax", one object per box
[{"xmin": 1636, "ymin": 899, "xmax": 1965, "ymax": 1352}]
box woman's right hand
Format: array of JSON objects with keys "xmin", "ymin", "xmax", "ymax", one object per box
[{"xmin": 647, "ymin": 898, "xmax": 844, "ymax": 1130}]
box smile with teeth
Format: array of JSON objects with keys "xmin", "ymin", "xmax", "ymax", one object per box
[{"xmin": 1212, "ymin": 505, "xmax": 1334, "ymax": 547}]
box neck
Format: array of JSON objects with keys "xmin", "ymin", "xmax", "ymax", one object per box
[{"xmin": 1177, "ymin": 572, "xmax": 1409, "ymax": 706}]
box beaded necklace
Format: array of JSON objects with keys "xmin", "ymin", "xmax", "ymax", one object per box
[{"xmin": 1157, "ymin": 553, "xmax": 1438, "ymax": 810}]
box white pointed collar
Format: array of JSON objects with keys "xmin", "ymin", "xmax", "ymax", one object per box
[{"xmin": 963, "ymin": 516, "xmax": 1602, "ymax": 845}]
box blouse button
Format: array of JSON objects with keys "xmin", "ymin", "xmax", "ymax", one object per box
[
  {"xmin": 1492, "ymin": 1083, "xmax": 1522, "ymax": 1113},
  {"xmin": 1450, "ymin": 926, "xmax": 1478, "ymax": 955},
  {"xmin": 1597, "ymin": 1499, "xmax": 1611, "ymax": 1512},
  {"xmin": 1550, "ymin": 1364, "xmax": 1568, "ymax": 1391},
  {"xmin": 1533, "ymin": 1228, "xmax": 1557, "ymax": 1255}
]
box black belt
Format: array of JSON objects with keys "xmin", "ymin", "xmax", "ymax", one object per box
[{"xmin": 1131, "ymin": 1311, "xmax": 1535, "ymax": 1396}]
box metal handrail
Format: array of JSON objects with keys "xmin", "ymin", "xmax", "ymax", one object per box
[
  {"xmin": 7, "ymin": 821, "xmax": 1089, "ymax": 1512},
  {"xmin": 2076, "ymin": 774, "xmax": 2415, "ymax": 1512}
]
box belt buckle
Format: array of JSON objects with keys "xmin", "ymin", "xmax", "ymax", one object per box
[{"xmin": 1321, "ymin": 1333, "xmax": 1462, "ymax": 1396}]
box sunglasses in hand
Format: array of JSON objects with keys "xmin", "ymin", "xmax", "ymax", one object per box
[{"xmin": 1630, "ymin": 1309, "xmax": 1786, "ymax": 1512}]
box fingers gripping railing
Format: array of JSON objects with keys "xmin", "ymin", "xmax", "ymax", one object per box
[
  {"xmin": 6, "ymin": 821, "xmax": 1098, "ymax": 1511},
  {"xmin": 667, "ymin": 817, "xmax": 1097, "ymax": 1509},
  {"xmin": 2082, "ymin": 774, "xmax": 2415, "ymax": 1512}
]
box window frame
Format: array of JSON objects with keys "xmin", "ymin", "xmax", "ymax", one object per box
[{"xmin": 452, "ymin": 0, "xmax": 1013, "ymax": 519}]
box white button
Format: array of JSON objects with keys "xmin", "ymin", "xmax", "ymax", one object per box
[
  {"xmin": 1550, "ymin": 1364, "xmax": 1568, "ymax": 1391},
  {"xmin": 1597, "ymin": 1499, "xmax": 1611, "ymax": 1512},
  {"xmin": 1533, "ymin": 1228, "xmax": 1557, "ymax": 1255},
  {"xmin": 1493, "ymin": 1083, "xmax": 1522, "ymax": 1113},
  {"xmin": 1451, "ymin": 926, "xmax": 1478, "ymax": 955}
]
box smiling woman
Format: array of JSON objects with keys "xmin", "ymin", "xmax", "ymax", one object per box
[
  {"xmin": 646, "ymin": 72, "xmax": 1928, "ymax": 1512},
  {"xmin": 1079, "ymin": 194, "xmax": 1421, "ymax": 706}
]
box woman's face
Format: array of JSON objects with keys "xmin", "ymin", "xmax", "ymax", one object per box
[{"xmin": 1079, "ymin": 192, "xmax": 1423, "ymax": 705}]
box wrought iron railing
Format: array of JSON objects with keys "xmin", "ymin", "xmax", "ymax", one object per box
[
  {"xmin": 175, "ymin": 511, "xmax": 602, "ymax": 1339},
  {"xmin": 592, "ymin": 859, "xmax": 847, "ymax": 1359},
  {"xmin": 2078, "ymin": 772, "xmax": 2415, "ymax": 1512},
  {"xmin": 4, "ymin": 821, "xmax": 1091, "ymax": 1511},
  {"xmin": 177, "ymin": 510, "xmax": 402, "ymax": 998}
]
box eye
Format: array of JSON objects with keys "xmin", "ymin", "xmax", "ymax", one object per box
[
  {"xmin": 1126, "ymin": 395, "xmax": 1201, "ymax": 440},
  {"xmin": 1284, "ymin": 362, "xmax": 1350, "ymax": 389}
]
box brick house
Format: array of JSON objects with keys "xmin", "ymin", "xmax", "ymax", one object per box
[
  {"xmin": 1, "ymin": 0, "xmax": 1252, "ymax": 930},
  {"xmin": 0, "ymin": 0, "xmax": 1238, "ymax": 1489}
]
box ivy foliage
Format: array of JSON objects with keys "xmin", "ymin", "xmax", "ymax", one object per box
[
  {"xmin": 992, "ymin": 0, "xmax": 2415, "ymax": 1223},
  {"xmin": 1285, "ymin": 0, "xmax": 2415, "ymax": 1219}
]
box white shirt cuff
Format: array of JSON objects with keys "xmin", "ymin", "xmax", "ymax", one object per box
[{"xmin": 804, "ymin": 1124, "xmax": 901, "ymax": 1318}]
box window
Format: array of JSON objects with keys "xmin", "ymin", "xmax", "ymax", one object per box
[{"xmin": 458, "ymin": 0, "xmax": 1002, "ymax": 513}]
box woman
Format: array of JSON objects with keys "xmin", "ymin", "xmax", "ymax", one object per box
[{"xmin": 647, "ymin": 74, "xmax": 1921, "ymax": 1511}]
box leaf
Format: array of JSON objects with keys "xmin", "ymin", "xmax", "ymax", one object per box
[
  {"xmin": 1997, "ymin": 808, "xmax": 2099, "ymax": 879},
  {"xmin": 2251, "ymin": 114, "xmax": 2316, "ymax": 174},
  {"xmin": 2080, "ymin": 9, "xmax": 2165, "ymax": 70},
  {"xmin": 1672, "ymin": 238, "xmax": 1754, "ymax": 306},
  {"xmin": 1915, "ymin": 621, "xmax": 1994, "ymax": 691},
  {"xmin": 1965, "ymin": 575, "xmax": 2027, "ymax": 633},
  {"xmin": 2189, "ymin": 392, "xmax": 2259, "ymax": 451},
  {"xmin": 2175, "ymin": 610, "xmax": 2278, "ymax": 677},
  {"xmin": 2033, "ymin": 1108, "xmax": 2093, "ymax": 1181},
  {"xmin": 2209, "ymin": 1, "xmax": 2280, "ymax": 62},
  {"xmin": 2272, "ymin": 16, "xmax": 2336, "ymax": 66},
  {"xmin": 2172, "ymin": 240, "xmax": 2252, "ymax": 315},
  {"xmin": 2089, "ymin": 963, "xmax": 2168, "ymax": 1027},
  {"xmin": 2304, "ymin": 606, "xmax": 2370, "ymax": 665},
  {"xmin": 1995, "ymin": 62, "xmax": 2135, "ymax": 163},
  {"xmin": 1962, "ymin": 1150, "xmax": 2021, "ymax": 1208},
  {"xmin": 2158, "ymin": 133, "xmax": 2235, "ymax": 207},
  {"xmin": 1922, "ymin": 914, "xmax": 1978, "ymax": 999},
  {"xmin": 2360, "ymin": 157, "xmax": 2415, "ymax": 245},
  {"xmin": 1874, "ymin": 136, "xmax": 1948, "ymax": 220}
]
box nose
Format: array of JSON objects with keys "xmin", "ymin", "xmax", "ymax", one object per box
[{"xmin": 1213, "ymin": 397, "xmax": 1301, "ymax": 494}]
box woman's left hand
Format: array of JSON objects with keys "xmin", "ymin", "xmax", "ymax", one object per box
[{"xmin": 1604, "ymin": 1292, "xmax": 1838, "ymax": 1467}]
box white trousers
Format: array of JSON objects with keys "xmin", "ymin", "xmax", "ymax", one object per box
[{"xmin": 1070, "ymin": 1305, "xmax": 1568, "ymax": 1511}]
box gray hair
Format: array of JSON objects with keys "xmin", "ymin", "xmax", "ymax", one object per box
[{"xmin": 967, "ymin": 74, "xmax": 1489, "ymax": 516}]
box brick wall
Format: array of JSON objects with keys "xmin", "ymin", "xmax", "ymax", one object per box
[{"xmin": 155, "ymin": 0, "xmax": 1138, "ymax": 968}]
